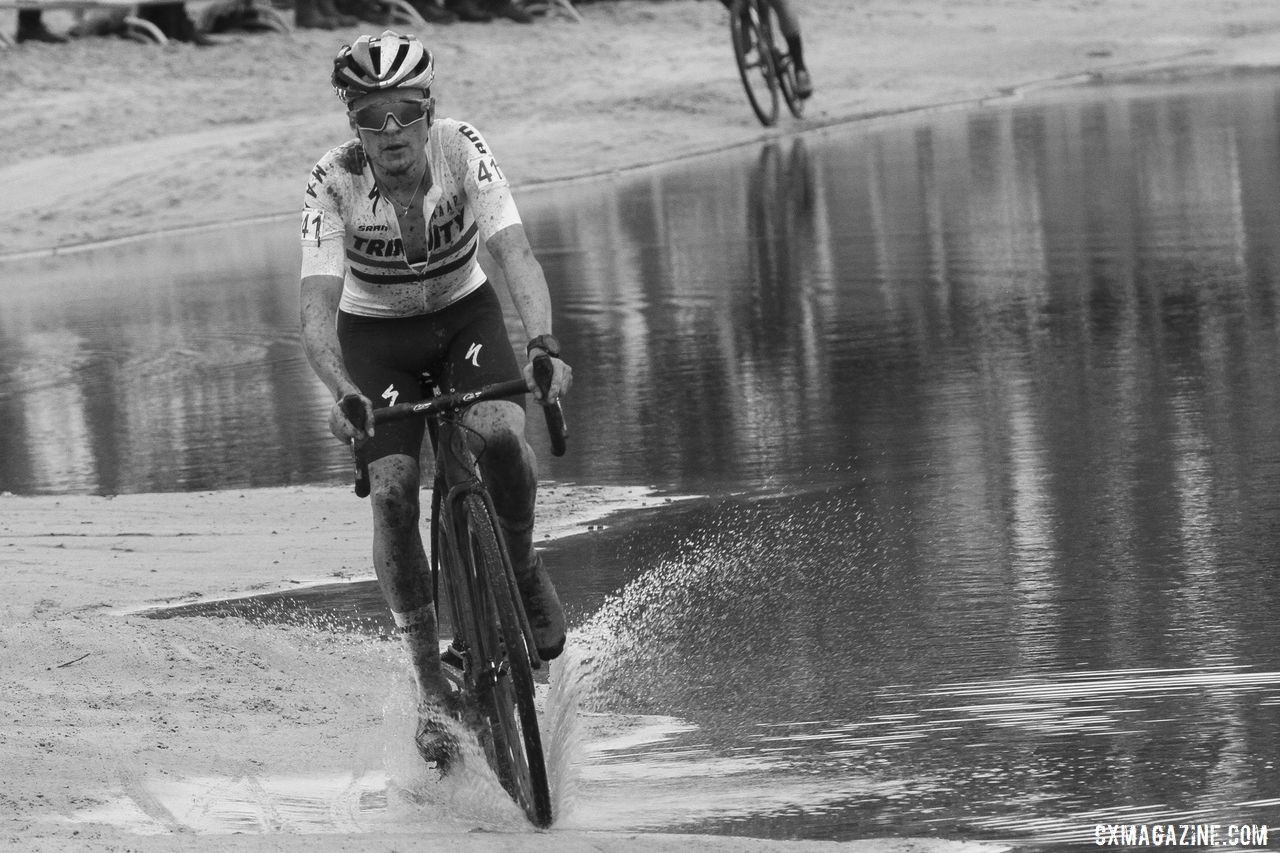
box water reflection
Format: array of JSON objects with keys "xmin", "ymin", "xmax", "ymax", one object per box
[
  {"xmin": 0, "ymin": 229, "xmax": 328, "ymax": 494},
  {"xmin": 522, "ymin": 136, "xmax": 848, "ymax": 492},
  {"xmin": 528, "ymin": 76, "xmax": 1280, "ymax": 843},
  {"xmin": 564, "ymin": 492, "xmax": 1279, "ymax": 843},
  {"xmin": 5, "ymin": 79, "xmax": 1280, "ymax": 505}
]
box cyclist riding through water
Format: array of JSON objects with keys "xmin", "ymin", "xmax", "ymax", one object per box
[{"xmin": 298, "ymin": 30, "xmax": 573, "ymax": 772}]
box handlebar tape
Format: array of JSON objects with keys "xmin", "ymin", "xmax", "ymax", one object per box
[
  {"xmin": 339, "ymin": 394, "xmax": 371, "ymax": 498},
  {"xmin": 532, "ymin": 355, "xmax": 568, "ymax": 457}
]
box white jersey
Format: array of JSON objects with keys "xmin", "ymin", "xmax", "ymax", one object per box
[{"xmin": 299, "ymin": 118, "xmax": 521, "ymax": 318}]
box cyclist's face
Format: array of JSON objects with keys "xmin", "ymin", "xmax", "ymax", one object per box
[{"xmin": 350, "ymin": 89, "xmax": 431, "ymax": 175}]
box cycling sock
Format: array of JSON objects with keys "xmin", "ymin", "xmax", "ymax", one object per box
[
  {"xmin": 786, "ymin": 34, "xmax": 806, "ymax": 71},
  {"xmin": 394, "ymin": 605, "xmax": 445, "ymax": 700},
  {"xmin": 393, "ymin": 605, "xmax": 434, "ymax": 632}
]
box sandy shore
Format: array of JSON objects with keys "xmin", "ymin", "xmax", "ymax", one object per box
[
  {"xmin": 0, "ymin": 486, "xmax": 1015, "ymax": 851},
  {"xmin": 3, "ymin": 0, "xmax": 1280, "ymax": 849}
]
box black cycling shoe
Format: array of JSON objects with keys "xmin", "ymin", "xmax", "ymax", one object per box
[
  {"xmin": 795, "ymin": 68, "xmax": 813, "ymax": 99},
  {"xmin": 489, "ymin": 0, "xmax": 532, "ymax": 23},
  {"xmin": 415, "ymin": 701, "xmax": 461, "ymax": 775},
  {"xmin": 16, "ymin": 22, "xmax": 69, "ymax": 42},
  {"xmin": 414, "ymin": 0, "xmax": 458, "ymax": 23},
  {"xmin": 415, "ymin": 691, "xmax": 482, "ymax": 775},
  {"xmin": 449, "ymin": 0, "xmax": 491, "ymax": 21},
  {"xmin": 440, "ymin": 640, "xmax": 465, "ymax": 671}
]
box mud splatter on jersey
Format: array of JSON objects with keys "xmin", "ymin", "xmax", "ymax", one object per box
[{"xmin": 300, "ymin": 118, "xmax": 521, "ymax": 318}]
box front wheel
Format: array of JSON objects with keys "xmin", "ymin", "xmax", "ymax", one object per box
[
  {"xmin": 462, "ymin": 493, "xmax": 553, "ymax": 828},
  {"xmin": 730, "ymin": 0, "xmax": 779, "ymax": 127}
]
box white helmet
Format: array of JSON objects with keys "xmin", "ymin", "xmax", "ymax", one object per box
[{"xmin": 331, "ymin": 30, "xmax": 435, "ymax": 103}]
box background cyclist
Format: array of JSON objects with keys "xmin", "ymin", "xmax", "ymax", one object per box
[
  {"xmin": 298, "ymin": 30, "xmax": 573, "ymax": 771},
  {"xmin": 720, "ymin": 0, "xmax": 813, "ymax": 99}
]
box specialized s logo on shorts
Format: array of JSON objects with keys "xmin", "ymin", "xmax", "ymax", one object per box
[
  {"xmin": 465, "ymin": 342, "xmax": 483, "ymax": 367},
  {"xmin": 382, "ymin": 384, "xmax": 399, "ymax": 406}
]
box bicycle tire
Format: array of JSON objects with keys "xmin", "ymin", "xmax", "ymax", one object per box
[
  {"xmin": 461, "ymin": 493, "xmax": 553, "ymax": 828},
  {"xmin": 730, "ymin": 0, "xmax": 779, "ymax": 127},
  {"xmin": 762, "ymin": 1, "xmax": 805, "ymax": 119}
]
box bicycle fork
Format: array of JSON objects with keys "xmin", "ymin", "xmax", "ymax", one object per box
[{"xmin": 437, "ymin": 479, "xmax": 543, "ymax": 676}]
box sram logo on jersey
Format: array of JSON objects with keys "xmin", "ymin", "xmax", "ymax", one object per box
[{"xmin": 357, "ymin": 223, "xmax": 387, "ymax": 232}]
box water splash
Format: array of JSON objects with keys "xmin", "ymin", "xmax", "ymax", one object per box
[
  {"xmin": 378, "ymin": 675, "xmax": 528, "ymax": 830},
  {"xmin": 532, "ymin": 491, "xmax": 925, "ymax": 832},
  {"xmin": 568, "ymin": 491, "xmax": 881, "ymax": 718}
]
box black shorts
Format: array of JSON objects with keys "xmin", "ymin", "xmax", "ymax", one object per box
[{"xmin": 337, "ymin": 282, "xmax": 523, "ymax": 463}]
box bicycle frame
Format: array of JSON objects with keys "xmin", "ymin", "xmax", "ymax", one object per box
[
  {"xmin": 430, "ymin": 419, "xmax": 541, "ymax": 675},
  {"xmin": 341, "ymin": 373, "xmax": 561, "ymax": 826},
  {"xmin": 427, "ymin": 394, "xmax": 553, "ymax": 826}
]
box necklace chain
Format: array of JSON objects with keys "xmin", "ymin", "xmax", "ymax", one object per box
[
  {"xmin": 390, "ymin": 193, "xmax": 415, "ymax": 216},
  {"xmin": 379, "ymin": 162, "xmax": 426, "ymax": 216}
]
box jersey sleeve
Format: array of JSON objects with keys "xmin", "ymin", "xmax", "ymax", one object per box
[
  {"xmin": 299, "ymin": 156, "xmax": 348, "ymax": 279},
  {"xmin": 450, "ymin": 122, "xmax": 523, "ymax": 241}
]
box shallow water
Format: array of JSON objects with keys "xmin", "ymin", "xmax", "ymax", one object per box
[{"xmin": 16, "ymin": 74, "xmax": 1280, "ymax": 845}]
